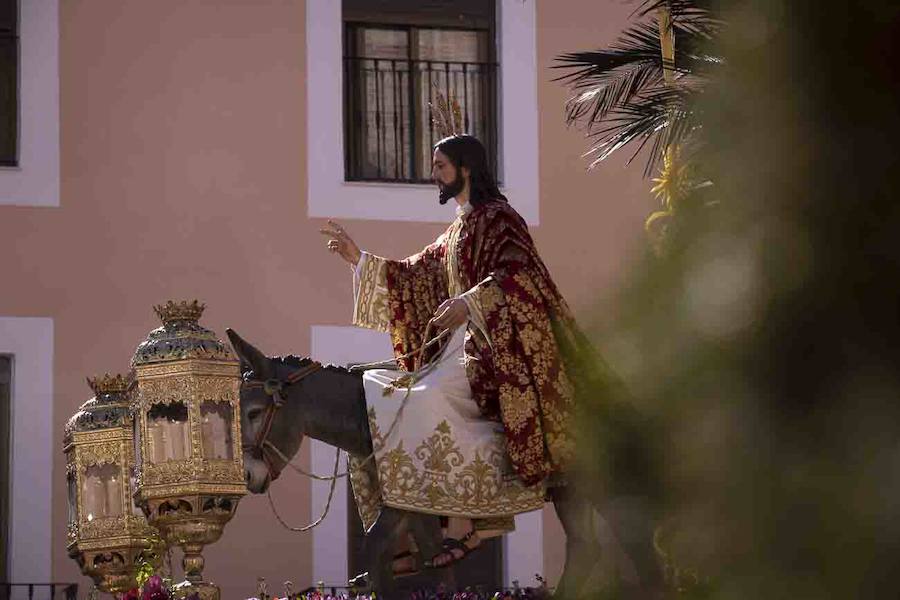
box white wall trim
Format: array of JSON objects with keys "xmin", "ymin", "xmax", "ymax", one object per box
[
  {"xmin": 0, "ymin": 0, "xmax": 60, "ymax": 207},
  {"xmin": 309, "ymin": 325, "xmax": 394, "ymax": 587},
  {"xmin": 0, "ymin": 317, "xmax": 54, "ymax": 583},
  {"xmin": 503, "ymin": 511, "xmax": 544, "ymax": 588},
  {"xmin": 306, "ymin": 0, "xmax": 539, "ymax": 225}
]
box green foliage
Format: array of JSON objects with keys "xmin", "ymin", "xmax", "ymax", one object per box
[
  {"xmin": 134, "ymin": 552, "xmax": 157, "ymax": 589},
  {"xmin": 577, "ymin": 0, "xmax": 900, "ymax": 597}
]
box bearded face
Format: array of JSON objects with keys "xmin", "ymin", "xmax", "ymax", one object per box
[
  {"xmin": 438, "ymin": 171, "xmax": 466, "ymax": 205},
  {"xmin": 432, "ymin": 149, "xmax": 467, "ymax": 205}
]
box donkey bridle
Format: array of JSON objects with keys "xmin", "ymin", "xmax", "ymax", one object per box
[{"xmin": 242, "ymin": 360, "xmax": 322, "ymax": 481}]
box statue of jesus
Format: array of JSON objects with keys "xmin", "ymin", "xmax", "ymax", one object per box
[{"xmin": 321, "ymin": 134, "xmax": 593, "ymax": 575}]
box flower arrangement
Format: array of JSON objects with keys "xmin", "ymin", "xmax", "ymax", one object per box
[
  {"xmin": 120, "ymin": 575, "xmax": 199, "ymax": 600},
  {"xmin": 243, "ymin": 578, "xmax": 552, "ymax": 600},
  {"xmin": 119, "ymin": 550, "xmax": 199, "ymax": 600},
  {"xmin": 243, "ymin": 592, "xmax": 549, "ymax": 600}
]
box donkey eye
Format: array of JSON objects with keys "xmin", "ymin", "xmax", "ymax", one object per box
[{"xmin": 247, "ymin": 408, "xmax": 263, "ymax": 421}]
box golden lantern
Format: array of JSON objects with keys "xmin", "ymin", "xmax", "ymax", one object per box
[
  {"xmin": 64, "ymin": 374, "xmax": 163, "ymax": 595},
  {"xmin": 130, "ymin": 300, "xmax": 246, "ymax": 600}
]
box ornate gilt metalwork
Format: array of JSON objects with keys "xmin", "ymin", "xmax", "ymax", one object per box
[
  {"xmin": 130, "ymin": 300, "xmax": 245, "ymax": 600},
  {"xmin": 64, "ymin": 374, "xmax": 163, "ymax": 595}
]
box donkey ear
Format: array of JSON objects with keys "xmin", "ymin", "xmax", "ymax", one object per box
[{"xmin": 226, "ymin": 328, "xmax": 272, "ymax": 379}]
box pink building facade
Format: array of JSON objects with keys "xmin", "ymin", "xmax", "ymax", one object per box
[{"xmin": 0, "ymin": 0, "xmax": 654, "ymax": 596}]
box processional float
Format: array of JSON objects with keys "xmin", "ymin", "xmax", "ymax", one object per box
[{"xmin": 66, "ymin": 301, "xmax": 246, "ymax": 599}]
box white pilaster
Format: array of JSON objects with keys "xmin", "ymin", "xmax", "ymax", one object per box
[{"xmin": 0, "ymin": 317, "xmax": 54, "ymax": 584}]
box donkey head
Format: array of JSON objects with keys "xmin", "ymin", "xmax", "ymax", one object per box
[{"xmin": 226, "ymin": 328, "xmax": 307, "ymax": 494}]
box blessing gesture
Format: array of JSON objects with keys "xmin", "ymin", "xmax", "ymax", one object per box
[{"xmin": 319, "ymin": 220, "xmax": 362, "ymax": 266}]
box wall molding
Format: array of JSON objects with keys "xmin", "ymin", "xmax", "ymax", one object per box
[
  {"xmin": 0, "ymin": 0, "xmax": 60, "ymax": 207},
  {"xmin": 0, "ymin": 317, "xmax": 54, "ymax": 583}
]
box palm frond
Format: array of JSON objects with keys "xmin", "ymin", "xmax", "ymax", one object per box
[
  {"xmin": 632, "ymin": 0, "xmax": 722, "ymax": 34},
  {"xmin": 560, "ymin": 58, "xmax": 664, "ymax": 129},
  {"xmin": 580, "ymin": 87, "xmax": 702, "ymax": 176},
  {"xmin": 553, "ymin": 23, "xmax": 669, "ymax": 86},
  {"xmin": 554, "ymin": 22, "xmax": 717, "ymax": 131},
  {"xmin": 553, "ymin": 21, "xmax": 719, "ymax": 89},
  {"xmin": 554, "ymin": 0, "xmax": 718, "ymax": 178}
]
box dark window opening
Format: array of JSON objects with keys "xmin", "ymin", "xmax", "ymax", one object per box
[
  {"xmin": 342, "ymin": 0, "xmax": 498, "ymax": 183},
  {"xmin": 1, "ymin": 355, "xmax": 11, "ymax": 584},
  {"xmin": 0, "ymin": 0, "xmax": 18, "ymax": 167}
]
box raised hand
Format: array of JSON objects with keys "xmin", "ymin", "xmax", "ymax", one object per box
[
  {"xmin": 430, "ymin": 298, "xmax": 469, "ymax": 331},
  {"xmin": 319, "ymin": 219, "xmax": 362, "ymax": 266}
]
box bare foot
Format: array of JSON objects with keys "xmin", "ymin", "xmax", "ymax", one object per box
[{"xmin": 429, "ymin": 530, "xmax": 481, "ymax": 568}]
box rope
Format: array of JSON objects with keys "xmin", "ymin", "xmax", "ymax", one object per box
[
  {"xmin": 349, "ymin": 326, "xmax": 452, "ymax": 371},
  {"xmin": 266, "ymin": 445, "xmax": 341, "ymax": 532}
]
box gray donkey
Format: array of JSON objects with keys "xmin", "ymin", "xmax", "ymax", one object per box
[{"xmin": 227, "ymin": 328, "xmax": 662, "ymax": 599}]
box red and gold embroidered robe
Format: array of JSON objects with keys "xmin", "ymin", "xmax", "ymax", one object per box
[{"xmin": 356, "ymin": 201, "xmax": 588, "ymax": 486}]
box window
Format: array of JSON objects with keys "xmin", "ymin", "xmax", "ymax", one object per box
[
  {"xmin": 0, "ymin": 0, "xmax": 17, "ymax": 166},
  {"xmin": 342, "ymin": 0, "xmax": 497, "ymax": 183},
  {"xmin": 306, "ymin": 0, "xmax": 539, "ymax": 224}
]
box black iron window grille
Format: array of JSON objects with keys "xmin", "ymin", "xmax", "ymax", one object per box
[
  {"xmin": 0, "ymin": 0, "xmax": 17, "ymax": 167},
  {"xmin": 343, "ymin": 24, "xmax": 498, "ymax": 183},
  {"xmin": 0, "ymin": 583, "xmax": 78, "ymax": 600}
]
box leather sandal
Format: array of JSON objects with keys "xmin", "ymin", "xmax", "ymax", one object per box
[{"xmin": 426, "ymin": 530, "xmax": 481, "ymax": 569}]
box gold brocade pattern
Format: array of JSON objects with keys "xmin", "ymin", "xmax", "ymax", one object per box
[
  {"xmin": 357, "ymin": 413, "xmax": 544, "ymax": 527},
  {"xmin": 457, "ymin": 203, "xmax": 586, "ymax": 485},
  {"xmin": 347, "ymin": 408, "xmax": 541, "ymax": 532},
  {"xmin": 347, "ymin": 409, "xmax": 384, "ymax": 532},
  {"xmin": 445, "ymin": 217, "xmax": 467, "ymax": 298},
  {"xmin": 353, "ymin": 254, "xmax": 391, "ymax": 332}
]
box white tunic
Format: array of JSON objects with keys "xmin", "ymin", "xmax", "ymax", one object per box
[{"xmin": 347, "ymin": 203, "xmax": 545, "ymax": 531}]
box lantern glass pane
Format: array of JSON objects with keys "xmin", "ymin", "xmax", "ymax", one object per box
[
  {"xmin": 67, "ymin": 470, "xmax": 77, "ymax": 526},
  {"xmin": 82, "ymin": 463, "xmax": 123, "ymax": 520},
  {"xmin": 200, "ymin": 401, "xmax": 233, "ymax": 460},
  {"xmin": 133, "ymin": 415, "xmax": 142, "ymax": 468},
  {"xmin": 146, "ymin": 402, "xmax": 191, "ymax": 462}
]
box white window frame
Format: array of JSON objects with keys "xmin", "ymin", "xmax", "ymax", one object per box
[
  {"xmin": 0, "ymin": 317, "xmax": 53, "ymax": 585},
  {"xmin": 0, "ymin": 0, "xmax": 60, "ymax": 207},
  {"xmin": 306, "ymin": 0, "xmax": 539, "ymax": 225},
  {"xmin": 309, "ymin": 325, "xmax": 544, "ymax": 588}
]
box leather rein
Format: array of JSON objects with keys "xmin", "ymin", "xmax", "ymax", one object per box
[{"xmin": 242, "ymin": 360, "xmax": 322, "ymax": 482}]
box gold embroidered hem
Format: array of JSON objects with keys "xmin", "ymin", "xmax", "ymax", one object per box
[
  {"xmin": 370, "ymin": 415, "xmax": 545, "ymax": 518},
  {"xmin": 347, "ymin": 449, "xmax": 519, "ymax": 536}
]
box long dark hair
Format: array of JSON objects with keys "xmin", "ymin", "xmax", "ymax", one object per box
[{"xmin": 433, "ymin": 135, "xmax": 507, "ymax": 208}]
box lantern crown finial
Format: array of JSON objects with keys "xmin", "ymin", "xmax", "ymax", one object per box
[
  {"xmin": 133, "ymin": 299, "xmax": 234, "ymax": 366},
  {"xmin": 153, "ymin": 300, "xmax": 206, "ymax": 325},
  {"xmin": 87, "ymin": 373, "xmax": 130, "ymax": 395}
]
